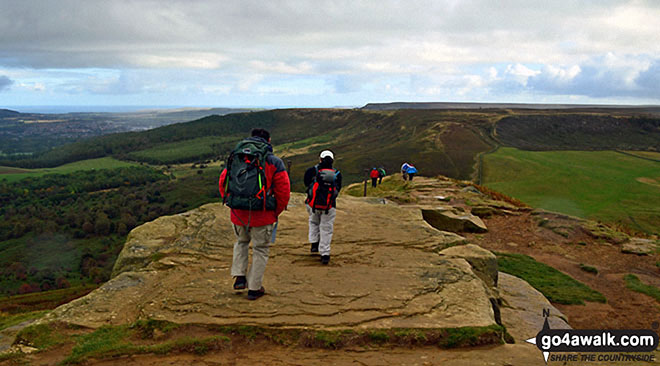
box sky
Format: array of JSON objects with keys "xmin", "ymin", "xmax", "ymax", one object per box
[{"xmin": 1, "ymin": 0, "xmax": 660, "ymax": 110}]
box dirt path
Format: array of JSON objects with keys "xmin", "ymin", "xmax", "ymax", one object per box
[
  {"xmin": 398, "ymin": 175, "xmax": 660, "ymax": 330},
  {"xmin": 463, "ymin": 212, "xmax": 660, "ymax": 330},
  {"xmin": 78, "ymin": 344, "xmax": 547, "ymax": 366}
]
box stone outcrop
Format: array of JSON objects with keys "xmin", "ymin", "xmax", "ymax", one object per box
[
  {"xmin": 498, "ymin": 272, "xmax": 571, "ymax": 341},
  {"xmin": 421, "ymin": 207, "xmax": 488, "ymax": 233},
  {"xmin": 621, "ymin": 238, "xmax": 660, "ymax": 255},
  {"xmin": 43, "ymin": 194, "xmax": 502, "ymax": 331},
  {"xmin": 532, "ymin": 209, "xmax": 630, "ymax": 243},
  {"xmin": 439, "ymin": 244, "xmax": 498, "ymax": 289},
  {"xmin": 26, "ymin": 177, "xmax": 571, "ymax": 351}
]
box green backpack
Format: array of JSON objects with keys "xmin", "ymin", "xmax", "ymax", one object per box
[{"xmin": 223, "ymin": 139, "xmax": 277, "ymax": 211}]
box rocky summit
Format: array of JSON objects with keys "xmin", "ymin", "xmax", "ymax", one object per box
[
  {"xmin": 0, "ymin": 176, "xmax": 593, "ymax": 365},
  {"xmin": 38, "ymin": 181, "xmax": 565, "ymax": 342},
  {"xmin": 42, "ymin": 193, "xmax": 500, "ymax": 330}
]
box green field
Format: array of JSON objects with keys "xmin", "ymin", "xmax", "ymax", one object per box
[
  {"xmin": 127, "ymin": 136, "xmax": 240, "ymax": 164},
  {"xmin": 0, "ymin": 157, "xmax": 139, "ymax": 183},
  {"xmin": 483, "ymin": 148, "xmax": 660, "ymax": 234}
]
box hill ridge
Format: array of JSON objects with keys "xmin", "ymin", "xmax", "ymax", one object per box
[{"xmin": 6, "ymin": 175, "xmax": 660, "ymax": 364}]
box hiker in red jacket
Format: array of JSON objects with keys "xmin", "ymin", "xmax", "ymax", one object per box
[
  {"xmin": 370, "ymin": 167, "xmax": 380, "ymax": 187},
  {"xmin": 219, "ymin": 128, "xmax": 290, "ymax": 300}
]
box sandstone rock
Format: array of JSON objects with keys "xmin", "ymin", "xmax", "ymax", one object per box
[
  {"xmin": 112, "ymin": 204, "xmax": 234, "ymax": 277},
  {"xmin": 461, "ymin": 186, "xmax": 483, "ymax": 194},
  {"xmin": 42, "ymin": 193, "xmax": 494, "ymax": 331},
  {"xmin": 470, "ymin": 206, "xmax": 500, "ymax": 218},
  {"xmin": 421, "ymin": 208, "xmax": 488, "ymax": 233},
  {"xmin": 529, "ymin": 210, "xmax": 628, "ymax": 244},
  {"xmin": 438, "ymin": 244, "xmax": 498, "ymax": 289},
  {"xmin": 621, "ymin": 238, "xmax": 659, "ymax": 255},
  {"xmin": 498, "ymin": 272, "xmax": 571, "ymax": 342}
]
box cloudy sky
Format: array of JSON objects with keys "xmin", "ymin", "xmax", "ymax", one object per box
[{"xmin": 1, "ymin": 0, "xmax": 660, "ymax": 110}]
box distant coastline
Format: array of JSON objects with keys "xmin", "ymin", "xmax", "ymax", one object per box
[{"xmin": 3, "ymin": 105, "xmax": 191, "ymax": 114}]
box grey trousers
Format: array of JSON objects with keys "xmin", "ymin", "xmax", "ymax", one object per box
[
  {"xmin": 307, "ymin": 206, "xmax": 336, "ymax": 256},
  {"xmin": 231, "ymin": 223, "xmax": 274, "ymax": 291}
]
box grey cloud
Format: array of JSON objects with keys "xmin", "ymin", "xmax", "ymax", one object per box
[
  {"xmin": 1, "ymin": 0, "xmax": 657, "ymax": 70},
  {"xmin": 493, "ymin": 57, "xmax": 660, "ymax": 99},
  {"xmin": 0, "ymin": 75, "xmax": 13, "ymax": 91}
]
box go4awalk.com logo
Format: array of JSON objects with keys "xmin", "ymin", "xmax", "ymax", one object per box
[{"xmin": 526, "ymin": 309, "xmax": 659, "ymax": 363}]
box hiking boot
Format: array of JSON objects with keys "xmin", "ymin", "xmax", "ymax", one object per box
[
  {"xmin": 320, "ymin": 255, "xmax": 330, "ymax": 265},
  {"xmin": 247, "ymin": 287, "xmax": 265, "ymax": 301},
  {"xmin": 310, "ymin": 242, "xmax": 319, "ymax": 254},
  {"xmin": 233, "ymin": 276, "xmax": 247, "ymax": 290}
]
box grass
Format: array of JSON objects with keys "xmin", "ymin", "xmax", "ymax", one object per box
[
  {"xmin": 15, "ymin": 323, "xmax": 70, "ymax": 350},
  {"xmin": 300, "ymin": 325, "xmax": 505, "ymax": 349},
  {"xmin": 496, "ymin": 252, "xmax": 606, "ymax": 305},
  {"xmin": 0, "ymin": 310, "xmax": 48, "ymax": 331},
  {"xmin": 345, "ymin": 175, "xmax": 415, "ymax": 203},
  {"xmin": 0, "ymin": 157, "xmax": 139, "ymax": 183},
  {"xmin": 15, "ymin": 321, "xmax": 507, "ymax": 363},
  {"xmin": 61, "ymin": 324, "xmax": 231, "ymax": 364},
  {"xmin": 483, "ymin": 147, "xmax": 660, "ymax": 235},
  {"xmin": 623, "ymin": 274, "xmax": 660, "ymax": 302},
  {"xmin": 64, "ymin": 325, "xmax": 133, "ymax": 363},
  {"xmin": 579, "ymin": 264, "xmax": 599, "ymax": 275},
  {"xmin": 14, "ymin": 320, "xmax": 229, "ymax": 365}
]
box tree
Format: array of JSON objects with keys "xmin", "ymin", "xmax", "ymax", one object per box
[
  {"xmin": 94, "ymin": 213, "xmax": 111, "ymax": 236},
  {"xmin": 18, "ymin": 283, "xmax": 38, "ymax": 294},
  {"xmin": 82, "ymin": 221, "xmax": 94, "ymax": 235},
  {"xmin": 9, "ymin": 262, "xmax": 27, "ymax": 280},
  {"xmin": 80, "ymin": 256, "xmax": 98, "ymax": 277},
  {"xmin": 117, "ymin": 222, "xmax": 128, "ymax": 236},
  {"xmin": 56, "ymin": 277, "xmax": 70, "ymax": 289}
]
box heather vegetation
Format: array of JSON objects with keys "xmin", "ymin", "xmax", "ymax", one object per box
[{"xmin": 0, "ymin": 165, "xmax": 219, "ymax": 296}]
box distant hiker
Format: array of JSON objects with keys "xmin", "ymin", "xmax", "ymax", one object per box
[
  {"xmin": 406, "ymin": 163, "xmax": 418, "ymax": 181},
  {"xmin": 401, "ymin": 162, "xmax": 411, "ymax": 180},
  {"xmin": 304, "ymin": 150, "xmax": 342, "ymax": 265},
  {"xmin": 377, "ymin": 166, "xmax": 386, "ymax": 184},
  {"xmin": 219, "ymin": 128, "xmax": 291, "ymax": 300},
  {"xmin": 370, "ymin": 167, "xmax": 379, "ymax": 187}
]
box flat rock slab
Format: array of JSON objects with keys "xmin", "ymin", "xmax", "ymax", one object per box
[
  {"xmin": 498, "ymin": 272, "xmax": 571, "ymax": 341},
  {"xmin": 43, "ymin": 194, "xmax": 498, "ymax": 331},
  {"xmin": 421, "ymin": 208, "xmax": 488, "ymax": 233},
  {"xmin": 621, "ymin": 238, "xmax": 659, "ymax": 255}
]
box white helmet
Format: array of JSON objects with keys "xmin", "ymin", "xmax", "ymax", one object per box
[{"xmin": 320, "ymin": 150, "xmax": 334, "ymax": 160}]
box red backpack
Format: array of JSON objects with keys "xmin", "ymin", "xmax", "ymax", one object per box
[{"xmin": 306, "ymin": 166, "xmax": 339, "ymax": 213}]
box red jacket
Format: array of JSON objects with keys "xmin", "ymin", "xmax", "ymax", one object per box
[
  {"xmin": 219, "ymin": 147, "xmax": 290, "ymax": 227},
  {"xmin": 370, "ymin": 169, "xmax": 380, "ymax": 179}
]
